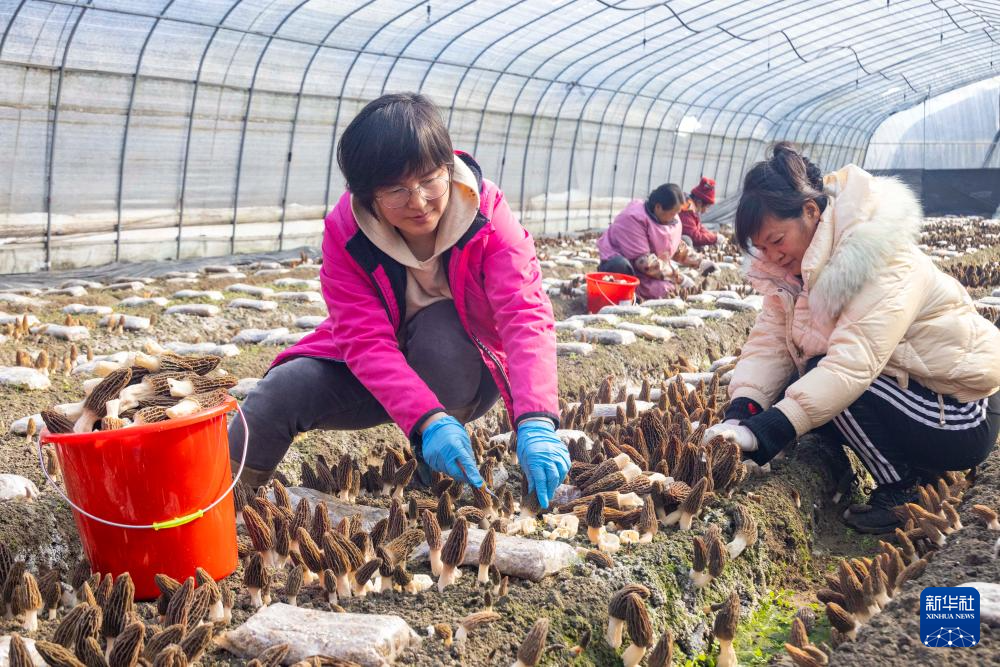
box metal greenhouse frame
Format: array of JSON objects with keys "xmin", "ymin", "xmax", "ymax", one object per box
[{"xmin": 0, "ymin": 0, "xmax": 997, "ymax": 272}]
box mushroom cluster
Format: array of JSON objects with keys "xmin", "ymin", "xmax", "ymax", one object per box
[
  {"xmin": 0, "ymin": 540, "xmax": 243, "ymax": 667},
  {"xmin": 38, "ymin": 342, "xmax": 233, "ymax": 435}
]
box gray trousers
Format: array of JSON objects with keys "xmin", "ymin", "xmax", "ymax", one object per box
[{"xmin": 229, "ymin": 300, "xmax": 500, "ymax": 486}]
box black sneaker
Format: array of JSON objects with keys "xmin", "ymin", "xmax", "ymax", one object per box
[{"xmin": 843, "ymin": 482, "xmax": 918, "ymax": 534}]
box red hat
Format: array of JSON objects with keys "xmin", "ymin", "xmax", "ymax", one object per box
[{"xmin": 691, "ymin": 177, "xmax": 716, "ymax": 205}]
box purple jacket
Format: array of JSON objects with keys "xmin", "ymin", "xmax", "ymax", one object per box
[
  {"xmin": 273, "ymin": 153, "xmax": 559, "ymax": 440},
  {"xmin": 596, "ymin": 199, "xmax": 682, "ymax": 299}
]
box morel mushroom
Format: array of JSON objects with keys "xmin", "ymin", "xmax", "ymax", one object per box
[
  {"xmin": 438, "ymin": 518, "xmax": 468, "ymax": 592},
  {"xmin": 74, "ymin": 367, "xmax": 132, "ymax": 432},
  {"xmin": 421, "ymin": 510, "xmax": 443, "ymax": 577},
  {"xmin": 713, "ymin": 591, "xmax": 740, "ymax": 667},
  {"xmin": 478, "ymin": 528, "xmax": 496, "ymax": 585},
  {"xmin": 726, "ymin": 505, "xmax": 759, "ymax": 558},
  {"xmin": 622, "ymin": 593, "xmax": 653, "ymax": 667},
  {"xmin": 511, "ymin": 617, "xmax": 549, "ymax": 667}
]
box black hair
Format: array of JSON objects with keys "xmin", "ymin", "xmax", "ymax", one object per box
[
  {"xmin": 337, "ymin": 92, "xmax": 454, "ymax": 210},
  {"xmin": 734, "ymin": 142, "xmax": 828, "ymax": 253},
  {"xmin": 646, "ymin": 183, "xmax": 686, "ymax": 212}
]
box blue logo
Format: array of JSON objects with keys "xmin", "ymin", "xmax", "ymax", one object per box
[{"xmin": 920, "ymin": 587, "xmax": 980, "ymax": 647}]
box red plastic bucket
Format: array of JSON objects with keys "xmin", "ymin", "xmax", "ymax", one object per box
[
  {"xmin": 40, "ymin": 397, "xmax": 244, "ymax": 600},
  {"xmin": 585, "ymin": 272, "xmax": 640, "ymax": 314}
]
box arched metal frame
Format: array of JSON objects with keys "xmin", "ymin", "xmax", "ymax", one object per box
[{"xmin": 0, "ymin": 0, "xmax": 996, "ymax": 270}]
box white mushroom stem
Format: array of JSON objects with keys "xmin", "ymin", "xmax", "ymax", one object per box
[
  {"xmin": 621, "ymin": 643, "xmax": 647, "ymax": 667},
  {"xmin": 726, "ymin": 534, "xmax": 750, "ymax": 559},
  {"xmin": 616, "ymin": 493, "xmax": 643, "ymax": 510},
  {"xmin": 679, "ymin": 510, "xmax": 698, "ymax": 531},
  {"xmin": 302, "ymin": 569, "xmax": 317, "ymax": 586},
  {"xmin": 438, "ymin": 564, "xmax": 459, "ymax": 592},
  {"xmin": 477, "ymin": 564, "xmax": 490, "ymax": 585},
  {"xmin": 47, "ymin": 607, "xmax": 57, "ymax": 621},
  {"xmin": 118, "ymin": 384, "xmax": 153, "ymax": 411},
  {"xmin": 454, "ymin": 625, "xmax": 469, "ymax": 649},
  {"xmin": 223, "ymin": 600, "xmax": 232, "ymax": 624},
  {"xmin": 639, "ymin": 527, "xmax": 655, "ymax": 544},
  {"xmin": 587, "ymin": 525, "xmax": 605, "ymax": 545},
  {"xmin": 351, "ymin": 581, "xmax": 369, "ymax": 598},
  {"xmin": 717, "ymin": 637, "xmax": 737, "ymax": 667},
  {"xmin": 606, "ymin": 617, "xmax": 624, "ymax": 649},
  {"xmin": 429, "ymin": 547, "xmax": 443, "ymax": 577},
  {"xmin": 689, "ymin": 569, "xmax": 712, "ymax": 589},
  {"xmin": 21, "ymin": 609, "xmax": 38, "ymax": 633},
  {"xmin": 133, "ymin": 351, "xmax": 160, "ymax": 370},
  {"xmin": 406, "ymin": 574, "xmax": 434, "ymax": 594},
  {"xmin": 326, "ymin": 590, "xmax": 337, "ymax": 605},
  {"xmin": 167, "ymin": 378, "xmax": 197, "ymax": 398},
  {"xmin": 248, "ymin": 587, "xmax": 264, "ymax": 609},
  {"xmin": 663, "ymin": 509, "xmax": 681, "ymax": 527},
  {"xmin": 391, "ymin": 486, "xmax": 405, "ymax": 504},
  {"xmin": 336, "ymin": 574, "xmax": 352, "ymax": 600},
  {"xmin": 105, "ymin": 399, "xmax": 121, "ymax": 420},
  {"xmin": 620, "ymin": 463, "xmax": 643, "ymax": 482},
  {"xmin": 165, "ymin": 398, "xmax": 201, "ymax": 419},
  {"xmin": 54, "ymin": 401, "xmax": 85, "ymax": 421},
  {"xmin": 208, "ymin": 599, "xmax": 224, "ymax": 623}
]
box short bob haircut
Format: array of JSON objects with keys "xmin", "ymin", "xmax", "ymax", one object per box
[
  {"xmin": 734, "ymin": 142, "xmax": 828, "ymax": 253},
  {"xmin": 647, "ymin": 183, "xmax": 686, "ymax": 212},
  {"xmin": 337, "ymin": 92, "xmax": 454, "ymax": 211}
]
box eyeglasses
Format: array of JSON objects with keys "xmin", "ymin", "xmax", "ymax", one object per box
[{"xmin": 376, "ymin": 176, "xmax": 450, "ymax": 209}]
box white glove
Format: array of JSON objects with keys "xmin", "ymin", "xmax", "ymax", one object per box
[
  {"xmin": 702, "ymin": 421, "xmax": 758, "ymax": 452},
  {"xmin": 679, "ymin": 274, "xmax": 696, "ymax": 290},
  {"xmin": 698, "ymin": 259, "xmax": 717, "ymax": 275}
]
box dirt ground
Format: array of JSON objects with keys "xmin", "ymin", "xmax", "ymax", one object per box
[{"xmin": 0, "ymin": 219, "xmax": 997, "ymax": 666}]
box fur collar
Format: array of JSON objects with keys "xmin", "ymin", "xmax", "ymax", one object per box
[{"xmin": 745, "ymin": 165, "xmax": 923, "ymax": 320}]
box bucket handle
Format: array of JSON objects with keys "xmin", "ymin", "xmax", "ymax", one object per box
[
  {"xmin": 593, "ymin": 278, "xmax": 637, "ymax": 308},
  {"xmin": 37, "ymin": 403, "xmax": 249, "ymax": 531}
]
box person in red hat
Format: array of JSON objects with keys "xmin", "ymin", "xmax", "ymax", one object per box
[{"xmin": 679, "ymin": 176, "xmax": 725, "ymax": 249}]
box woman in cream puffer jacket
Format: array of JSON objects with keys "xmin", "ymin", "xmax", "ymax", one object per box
[{"xmin": 704, "ymin": 143, "xmax": 1000, "ymax": 534}]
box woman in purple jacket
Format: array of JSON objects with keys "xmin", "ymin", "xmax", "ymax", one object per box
[
  {"xmin": 597, "ymin": 184, "xmax": 712, "ymax": 299},
  {"xmin": 229, "ymin": 93, "xmax": 569, "ymax": 509}
]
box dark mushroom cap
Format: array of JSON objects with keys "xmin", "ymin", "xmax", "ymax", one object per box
[
  {"xmin": 638, "ymin": 496, "xmax": 657, "ymax": 534},
  {"xmin": 165, "ymin": 577, "xmax": 194, "ymax": 628},
  {"xmin": 35, "ymin": 640, "xmax": 87, "ymax": 667},
  {"xmin": 625, "ymin": 593, "xmax": 653, "ymax": 648},
  {"xmin": 143, "ymin": 624, "xmax": 186, "ymax": 661},
  {"xmin": 285, "ymin": 564, "xmax": 305, "ymax": 598},
  {"xmin": 691, "ymin": 536, "xmax": 708, "ymax": 572},
  {"xmin": 296, "ymin": 528, "xmax": 324, "ymax": 573},
  {"xmin": 179, "ymin": 624, "xmax": 213, "ymax": 662},
  {"xmin": 290, "ymin": 498, "xmax": 312, "ymax": 536},
  {"xmin": 421, "ymin": 510, "xmax": 441, "ymax": 550},
  {"xmin": 680, "ymin": 477, "xmax": 707, "ymax": 516},
  {"xmin": 255, "ymin": 644, "xmax": 290, "ymax": 667},
  {"xmin": 186, "ymin": 585, "xmax": 212, "ymax": 630},
  {"xmin": 647, "ymin": 630, "xmax": 674, "ymax": 667},
  {"xmin": 460, "ymin": 610, "xmax": 501, "ymax": 633},
  {"xmin": 825, "ymin": 602, "xmax": 855, "ymax": 634},
  {"xmin": 42, "ymin": 409, "xmax": 75, "ymax": 434},
  {"xmin": 107, "ymin": 621, "xmax": 145, "ymax": 667},
  {"xmin": 384, "ymin": 528, "xmax": 426, "ymax": 565},
  {"xmin": 788, "ymin": 617, "xmax": 809, "ymax": 649},
  {"xmin": 102, "ymin": 573, "xmax": 135, "ymax": 639},
  {"xmin": 84, "ymin": 367, "xmax": 132, "ymax": 414},
  {"xmin": 609, "ymin": 584, "xmax": 650, "ymax": 619},
  {"xmin": 478, "ymin": 529, "xmax": 497, "ymax": 567},
  {"xmin": 151, "ymin": 644, "xmax": 188, "ymax": 667},
  {"xmin": 586, "ymin": 494, "xmax": 606, "ymax": 530},
  {"xmin": 707, "ymin": 532, "xmax": 727, "ymax": 578},
  {"xmin": 515, "ymin": 618, "xmax": 550, "ymax": 667},
  {"xmin": 321, "ymin": 534, "xmax": 348, "ymax": 576},
  {"xmin": 837, "ymin": 561, "xmax": 865, "ymax": 615},
  {"xmin": 8, "ymin": 634, "xmax": 33, "ymax": 667},
  {"xmin": 584, "ymin": 549, "xmax": 614, "ymax": 569},
  {"xmin": 713, "ymin": 591, "xmax": 740, "ymax": 642},
  {"xmin": 442, "ymin": 518, "xmax": 469, "ymax": 568},
  {"xmin": 353, "ymin": 559, "xmax": 381, "ymax": 587},
  {"xmin": 393, "ymin": 458, "xmax": 417, "ymax": 489}
]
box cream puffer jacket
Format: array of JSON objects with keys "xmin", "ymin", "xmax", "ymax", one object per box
[{"xmin": 729, "ymin": 164, "xmax": 1000, "ymax": 438}]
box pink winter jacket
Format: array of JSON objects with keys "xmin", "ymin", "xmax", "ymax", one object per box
[
  {"xmin": 596, "ymin": 199, "xmax": 682, "ymax": 299},
  {"xmin": 272, "ymin": 153, "xmax": 559, "ymax": 441}
]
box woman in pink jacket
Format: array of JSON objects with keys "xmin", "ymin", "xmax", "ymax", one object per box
[
  {"xmin": 229, "ymin": 93, "xmax": 569, "ymax": 509},
  {"xmin": 704, "ymin": 143, "xmax": 1000, "ymax": 534},
  {"xmin": 596, "ymin": 184, "xmax": 712, "ymax": 299}
]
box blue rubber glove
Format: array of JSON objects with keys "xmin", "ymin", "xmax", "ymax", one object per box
[
  {"xmin": 517, "ymin": 419, "xmax": 571, "ymax": 510},
  {"xmin": 421, "ymin": 415, "xmax": 484, "ymax": 488}
]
